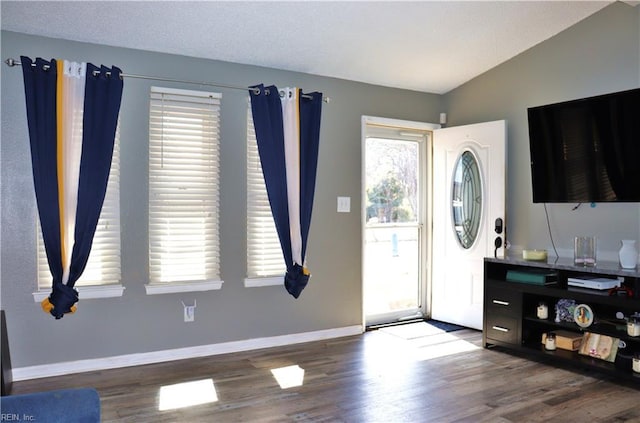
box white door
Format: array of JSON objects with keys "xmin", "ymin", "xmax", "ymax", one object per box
[{"xmin": 431, "ymin": 120, "xmax": 506, "ymax": 330}]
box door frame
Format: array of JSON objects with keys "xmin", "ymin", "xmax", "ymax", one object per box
[{"xmin": 361, "ymin": 116, "xmax": 440, "ymax": 327}]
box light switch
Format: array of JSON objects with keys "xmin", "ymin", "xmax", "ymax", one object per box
[{"xmin": 337, "ymin": 196, "xmax": 351, "ymax": 213}]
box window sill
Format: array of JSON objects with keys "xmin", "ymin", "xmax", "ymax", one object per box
[
  {"xmin": 244, "ymin": 276, "xmax": 282, "ymax": 288},
  {"xmin": 32, "ymin": 284, "xmax": 126, "ymax": 302},
  {"xmin": 145, "ymin": 279, "xmax": 224, "ymax": 295}
]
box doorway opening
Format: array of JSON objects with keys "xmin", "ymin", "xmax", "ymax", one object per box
[{"xmin": 362, "ymin": 116, "xmax": 437, "ymax": 327}]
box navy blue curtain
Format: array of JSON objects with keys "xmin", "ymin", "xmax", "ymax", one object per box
[
  {"xmin": 20, "ymin": 56, "xmax": 123, "ymax": 319},
  {"xmin": 20, "ymin": 57, "xmax": 63, "ymax": 287},
  {"xmin": 68, "ymin": 63, "xmax": 123, "ymax": 286},
  {"xmin": 298, "ymin": 91, "xmax": 323, "ymax": 261},
  {"xmin": 249, "ymin": 84, "xmax": 323, "ymax": 298},
  {"xmin": 249, "ymin": 84, "xmax": 294, "ymax": 272}
]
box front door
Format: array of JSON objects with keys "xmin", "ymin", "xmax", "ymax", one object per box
[{"xmin": 431, "ymin": 120, "xmax": 506, "ymax": 330}]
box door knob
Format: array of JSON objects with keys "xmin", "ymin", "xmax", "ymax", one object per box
[{"xmin": 494, "ymin": 236, "xmax": 502, "ymax": 258}]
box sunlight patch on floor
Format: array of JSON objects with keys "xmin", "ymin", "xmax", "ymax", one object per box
[
  {"xmin": 365, "ymin": 327, "xmax": 480, "ymax": 371},
  {"xmin": 271, "ymin": 365, "xmax": 305, "ymax": 389},
  {"xmin": 158, "ymin": 378, "xmax": 218, "ymax": 411},
  {"xmin": 411, "ymin": 338, "xmax": 480, "ymax": 361}
]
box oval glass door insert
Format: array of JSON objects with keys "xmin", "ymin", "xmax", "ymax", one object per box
[{"xmin": 451, "ymin": 150, "xmax": 482, "ymax": 249}]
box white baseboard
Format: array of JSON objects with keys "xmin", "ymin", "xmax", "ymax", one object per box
[{"xmin": 12, "ymin": 325, "xmax": 363, "ymax": 381}]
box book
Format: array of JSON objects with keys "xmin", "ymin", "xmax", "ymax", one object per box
[
  {"xmin": 506, "ymin": 269, "xmax": 557, "ymax": 285},
  {"xmin": 578, "ymin": 332, "xmax": 619, "ymax": 362}
]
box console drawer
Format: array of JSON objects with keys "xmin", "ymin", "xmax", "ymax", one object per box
[
  {"xmin": 485, "ymin": 285, "xmax": 521, "ymax": 316},
  {"xmin": 485, "ymin": 314, "xmax": 519, "ymax": 344}
]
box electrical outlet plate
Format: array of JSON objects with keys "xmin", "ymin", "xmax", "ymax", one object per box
[{"xmin": 184, "ymin": 305, "xmax": 195, "ymax": 322}]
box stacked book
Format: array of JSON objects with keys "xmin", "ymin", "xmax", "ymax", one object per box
[{"xmin": 506, "ymin": 269, "xmax": 558, "ymax": 285}]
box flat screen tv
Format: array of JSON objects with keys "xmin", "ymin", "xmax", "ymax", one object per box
[{"xmin": 527, "ymin": 88, "xmax": 640, "ymax": 203}]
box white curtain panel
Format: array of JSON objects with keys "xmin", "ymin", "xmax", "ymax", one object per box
[
  {"xmin": 281, "ymin": 87, "xmax": 303, "ymax": 267},
  {"xmin": 59, "ymin": 60, "xmax": 87, "ymax": 285}
]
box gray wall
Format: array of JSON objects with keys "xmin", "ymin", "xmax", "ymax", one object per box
[
  {"xmin": 3, "ymin": 2, "xmax": 640, "ymax": 370},
  {"xmin": 1, "ymin": 31, "xmax": 442, "ymax": 368},
  {"xmin": 444, "ymin": 2, "xmax": 640, "ymax": 260}
]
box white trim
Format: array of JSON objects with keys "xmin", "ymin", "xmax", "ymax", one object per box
[
  {"xmin": 32, "ymin": 284, "xmax": 125, "ymax": 302},
  {"xmin": 361, "ymin": 115, "xmax": 437, "ymax": 327},
  {"xmin": 362, "ymin": 115, "xmax": 440, "ymax": 131},
  {"xmin": 244, "ymin": 277, "xmax": 282, "ymax": 287},
  {"xmin": 11, "ymin": 325, "xmax": 364, "ymax": 381},
  {"xmin": 145, "ymin": 280, "xmax": 224, "ymax": 295}
]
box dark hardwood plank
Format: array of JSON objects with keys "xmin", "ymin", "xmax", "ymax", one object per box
[{"xmin": 9, "ymin": 326, "xmax": 639, "ymax": 422}]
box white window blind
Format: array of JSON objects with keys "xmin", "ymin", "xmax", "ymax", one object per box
[
  {"xmin": 148, "ymin": 87, "xmax": 222, "ymax": 289},
  {"xmin": 246, "ymin": 104, "xmax": 286, "ymax": 281},
  {"xmin": 37, "ymin": 126, "xmax": 121, "ymax": 290}
]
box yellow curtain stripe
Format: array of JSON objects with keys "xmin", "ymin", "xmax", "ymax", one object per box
[{"xmin": 56, "ymin": 59, "xmax": 67, "ymax": 271}]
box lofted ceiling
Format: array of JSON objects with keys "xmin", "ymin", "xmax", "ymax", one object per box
[{"xmin": 1, "ymin": 1, "xmax": 616, "ymax": 94}]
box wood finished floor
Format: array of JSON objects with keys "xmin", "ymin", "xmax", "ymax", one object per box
[{"xmin": 10, "ymin": 324, "xmax": 640, "ymax": 422}]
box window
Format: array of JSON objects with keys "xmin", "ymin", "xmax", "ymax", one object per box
[
  {"xmin": 35, "ymin": 126, "xmax": 123, "ymax": 300},
  {"xmin": 245, "ymin": 103, "xmax": 286, "ymax": 287},
  {"xmin": 146, "ymin": 87, "xmax": 223, "ymax": 294}
]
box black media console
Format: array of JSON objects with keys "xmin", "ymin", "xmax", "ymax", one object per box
[{"xmin": 483, "ymin": 257, "xmax": 640, "ymax": 385}]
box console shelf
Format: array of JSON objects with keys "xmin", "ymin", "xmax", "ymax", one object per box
[{"xmin": 484, "ymin": 257, "xmax": 640, "ymax": 385}]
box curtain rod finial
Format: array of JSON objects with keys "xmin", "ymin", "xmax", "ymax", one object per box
[{"xmin": 5, "ymin": 58, "xmax": 17, "ymax": 67}]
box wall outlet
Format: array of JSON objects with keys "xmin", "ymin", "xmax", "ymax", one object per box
[{"xmin": 184, "ymin": 305, "xmax": 195, "ymax": 322}]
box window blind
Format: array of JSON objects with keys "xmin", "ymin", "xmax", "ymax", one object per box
[
  {"xmin": 149, "ymin": 87, "xmax": 221, "ymax": 285},
  {"xmin": 246, "ymin": 104, "xmax": 286, "ymax": 278},
  {"xmin": 37, "ymin": 126, "xmax": 121, "ymax": 288}
]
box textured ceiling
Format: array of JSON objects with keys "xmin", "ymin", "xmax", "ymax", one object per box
[{"xmin": 1, "ymin": 1, "xmax": 614, "ymax": 94}]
